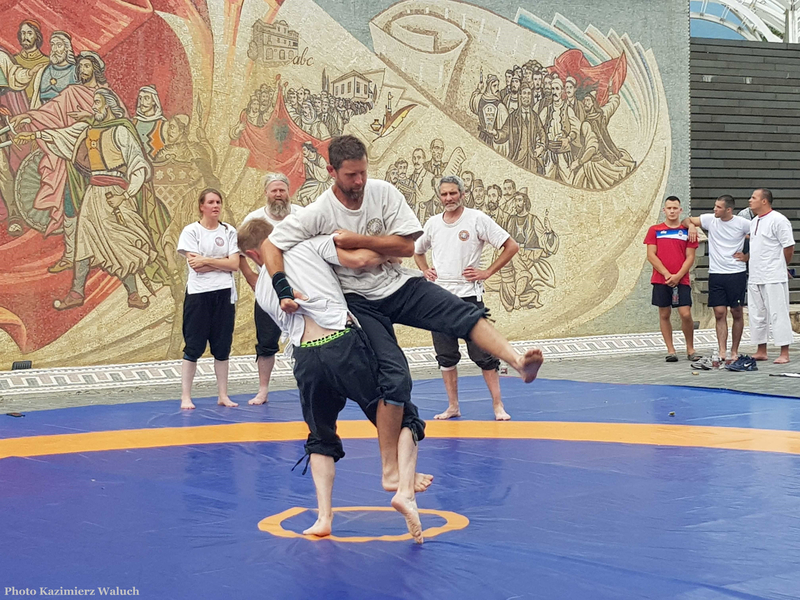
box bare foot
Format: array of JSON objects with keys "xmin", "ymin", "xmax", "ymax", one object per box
[
  {"xmin": 727, "ymin": 354, "xmax": 738, "ymax": 364},
  {"xmin": 434, "ymin": 407, "xmax": 461, "ymax": 420},
  {"xmin": 383, "ymin": 472, "xmax": 434, "ymax": 493},
  {"xmin": 752, "ymin": 353, "xmax": 769, "ymax": 361},
  {"xmin": 774, "ymin": 356, "xmax": 790, "ymax": 364},
  {"xmin": 248, "ymin": 392, "xmax": 269, "ymax": 406},
  {"xmin": 391, "ymin": 493, "xmax": 423, "ymax": 544},
  {"xmin": 303, "ymin": 514, "xmax": 332, "ymax": 537},
  {"xmin": 217, "ymin": 396, "xmax": 239, "ymax": 407},
  {"xmin": 494, "ymin": 407, "xmax": 511, "ymax": 421},
  {"xmin": 515, "ymin": 348, "xmax": 544, "ymax": 383},
  {"xmin": 180, "ymin": 399, "xmax": 195, "ymax": 410}
]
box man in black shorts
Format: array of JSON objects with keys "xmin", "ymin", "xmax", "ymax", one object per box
[
  {"xmin": 644, "ymin": 196, "xmax": 700, "ymax": 362},
  {"xmin": 683, "ymin": 195, "xmax": 750, "ymax": 363},
  {"xmin": 262, "ymin": 135, "xmax": 544, "ymax": 527},
  {"xmin": 238, "ymin": 217, "xmax": 432, "ymax": 543}
]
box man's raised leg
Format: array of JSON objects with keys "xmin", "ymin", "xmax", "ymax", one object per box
[
  {"xmin": 304, "ymin": 454, "xmax": 335, "ymax": 537},
  {"xmin": 391, "ymin": 427, "xmax": 424, "ymax": 544},
  {"xmin": 467, "ymin": 319, "xmax": 543, "ymax": 383}
]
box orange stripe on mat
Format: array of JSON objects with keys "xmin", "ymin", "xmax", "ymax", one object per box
[{"xmin": 1, "ymin": 421, "xmax": 800, "ymax": 459}]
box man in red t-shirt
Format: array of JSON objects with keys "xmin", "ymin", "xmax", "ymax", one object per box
[{"xmin": 644, "ymin": 196, "xmax": 700, "ymax": 362}]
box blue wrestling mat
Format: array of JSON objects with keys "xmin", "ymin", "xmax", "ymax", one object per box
[{"xmin": 2, "ymin": 377, "xmax": 800, "ymax": 599}]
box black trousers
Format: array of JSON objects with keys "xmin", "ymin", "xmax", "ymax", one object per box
[
  {"xmin": 254, "ymin": 301, "xmax": 281, "ymax": 357},
  {"xmin": 293, "ymin": 327, "xmax": 382, "ymax": 461},
  {"xmin": 432, "ymin": 296, "xmax": 500, "ymax": 371},
  {"xmin": 345, "ymin": 277, "xmax": 485, "ymax": 409},
  {"xmin": 182, "ymin": 288, "xmax": 235, "ymax": 361}
]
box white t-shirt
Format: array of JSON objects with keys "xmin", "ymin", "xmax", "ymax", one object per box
[
  {"xmin": 241, "ymin": 204, "xmax": 300, "ymax": 228},
  {"xmin": 415, "ymin": 207, "xmax": 510, "ymax": 299},
  {"xmin": 268, "ymin": 179, "xmax": 423, "ymax": 300},
  {"xmin": 748, "ymin": 210, "xmax": 795, "ymax": 284},
  {"xmin": 177, "ymin": 221, "xmax": 239, "ymax": 301},
  {"xmin": 241, "ymin": 205, "xmax": 301, "ymax": 271},
  {"xmin": 254, "ymin": 235, "xmax": 349, "ymax": 348},
  {"xmin": 699, "ymin": 214, "xmax": 751, "ymax": 274}
]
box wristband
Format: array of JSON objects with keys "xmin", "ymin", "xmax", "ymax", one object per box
[{"xmin": 272, "ymin": 271, "xmax": 294, "ymax": 301}]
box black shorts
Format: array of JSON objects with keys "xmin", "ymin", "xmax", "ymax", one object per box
[
  {"xmin": 432, "ymin": 297, "xmax": 500, "ymax": 371},
  {"xmin": 707, "ymin": 272, "xmax": 747, "ymax": 308},
  {"xmin": 345, "ymin": 277, "xmax": 485, "ymax": 409},
  {"xmin": 651, "ymin": 283, "xmax": 692, "ymax": 308},
  {"xmin": 292, "ymin": 327, "xmax": 383, "ymax": 461},
  {"xmin": 254, "ymin": 301, "xmax": 281, "ymax": 357},
  {"xmin": 182, "ymin": 288, "xmax": 236, "ymax": 361}
]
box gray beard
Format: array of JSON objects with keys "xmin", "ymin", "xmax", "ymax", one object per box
[{"xmin": 267, "ymin": 201, "xmax": 290, "ymax": 219}]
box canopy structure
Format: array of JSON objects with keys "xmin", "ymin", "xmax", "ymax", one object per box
[{"xmin": 691, "ymin": 0, "xmax": 800, "ymax": 42}]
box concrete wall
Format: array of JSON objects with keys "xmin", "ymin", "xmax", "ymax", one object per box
[{"xmin": 0, "ymin": 0, "xmax": 689, "ymax": 368}]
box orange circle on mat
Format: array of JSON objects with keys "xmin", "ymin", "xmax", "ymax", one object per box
[{"xmin": 258, "ymin": 506, "xmax": 469, "ymax": 542}]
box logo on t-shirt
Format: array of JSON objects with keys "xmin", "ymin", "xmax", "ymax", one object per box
[
  {"xmin": 458, "ymin": 230, "xmax": 470, "ymax": 241},
  {"xmin": 215, "ymin": 237, "xmax": 225, "ymax": 247},
  {"xmin": 655, "ymin": 229, "xmax": 688, "ymax": 241},
  {"xmin": 366, "ymin": 218, "xmax": 384, "ymax": 236}
]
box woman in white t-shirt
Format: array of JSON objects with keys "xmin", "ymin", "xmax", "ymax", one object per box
[{"xmin": 177, "ymin": 188, "xmax": 240, "ymax": 410}]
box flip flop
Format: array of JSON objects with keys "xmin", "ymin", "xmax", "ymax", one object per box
[
  {"xmin": 665, "ymin": 354, "xmax": 678, "ymax": 362},
  {"xmin": 687, "ymin": 353, "xmax": 702, "ymax": 361}
]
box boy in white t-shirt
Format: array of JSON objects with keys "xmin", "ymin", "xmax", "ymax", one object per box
[
  {"xmin": 238, "ymin": 172, "xmax": 301, "ymax": 406},
  {"xmin": 684, "ymin": 194, "xmax": 751, "ymax": 362},
  {"xmin": 414, "ymin": 175, "xmax": 520, "ymax": 420},
  {"xmin": 237, "ymin": 218, "xmax": 432, "ymax": 543},
  {"xmin": 744, "ymin": 188, "xmax": 795, "ymax": 364}
]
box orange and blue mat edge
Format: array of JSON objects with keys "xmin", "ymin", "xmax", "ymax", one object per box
[{"xmin": 2, "ymin": 377, "xmax": 799, "ymax": 599}]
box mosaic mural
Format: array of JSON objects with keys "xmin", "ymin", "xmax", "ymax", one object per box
[{"xmin": 0, "ymin": 0, "xmax": 682, "ymax": 367}]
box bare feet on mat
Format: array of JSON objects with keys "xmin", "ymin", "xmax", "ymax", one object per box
[
  {"xmin": 383, "ymin": 472, "xmax": 433, "ymax": 493},
  {"xmin": 303, "ymin": 514, "xmax": 332, "ymax": 537},
  {"xmin": 217, "ymin": 396, "xmax": 238, "ymax": 407},
  {"xmin": 752, "ymin": 353, "xmax": 768, "ymax": 361},
  {"xmin": 434, "ymin": 407, "xmax": 461, "ymax": 420},
  {"xmin": 515, "ymin": 348, "xmax": 544, "ymax": 383},
  {"xmin": 774, "ymin": 356, "xmax": 790, "ymax": 364},
  {"xmin": 391, "ymin": 493, "xmax": 423, "ymax": 544},
  {"xmin": 494, "ymin": 406, "xmax": 511, "ymax": 421},
  {"xmin": 180, "ymin": 398, "xmax": 195, "ymax": 410},
  {"xmin": 248, "ymin": 392, "xmax": 269, "ymax": 406}
]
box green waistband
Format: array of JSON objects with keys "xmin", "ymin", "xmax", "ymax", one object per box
[{"xmin": 300, "ymin": 327, "xmax": 351, "ymax": 348}]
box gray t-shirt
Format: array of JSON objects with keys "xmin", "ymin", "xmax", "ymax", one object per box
[{"xmin": 269, "ymin": 179, "xmax": 423, "ymax": 300}]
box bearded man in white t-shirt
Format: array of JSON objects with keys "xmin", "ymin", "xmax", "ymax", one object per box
[
  {"xmin": 684, "ymin": 195, "xmax": 751, "ymax": 363},
  {"xmin": 744, "ymin": 188, "xmax": 795, "ymax": 364},
  {"xmin": 414, "ymin": 175, "xmax": 519, "ymax": 420},
  {"xmin": 238, "ymin": 173, "xmax": 301, "ymax": 406},
  {"xmin": 262, "ymin": 135, "xmax": 543, "ymax": 527}
]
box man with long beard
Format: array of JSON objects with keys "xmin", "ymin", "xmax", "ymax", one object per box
[
  {"xmin": 239, "ymin": 173, "xmax": 300, "ymax": 406},
  {"xmin": 33, "ymin": 31, "xmax": 78, "ymax": 107}
]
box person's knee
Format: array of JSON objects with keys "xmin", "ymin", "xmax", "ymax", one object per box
[
  {"xmin": 713, "ymin": 307, "xmax": 727, "ymax": 320},
  {"xmin": 730, "ymin": 307, "xmax": 744, "ymax": 320},
  {"xmin": 436, "ymin": 355, "xmax": 460, "ymax": 369},
  {"xmin": 182, "ymin": 340, "xmax": 205, "ymax": 362}
]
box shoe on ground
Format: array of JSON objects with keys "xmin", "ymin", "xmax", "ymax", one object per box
[
  {"xmin": 725, "ymin": 355, "xmax": 758, "ymax": 372},
  {"xmin": 692, "ymin": 357, "xmax": 713, "ymax": 370}
]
